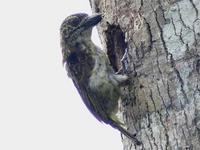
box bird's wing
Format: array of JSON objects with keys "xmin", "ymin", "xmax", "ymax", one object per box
[
  {"xmin": 66, "ymin": 51, "xmax": 110, "ymax": 124},
  {"xmin": 72, "ymin": 78, "xmax": 105, "ymax": 122}
]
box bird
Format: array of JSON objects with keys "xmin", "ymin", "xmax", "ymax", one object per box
[{"xmin": 60, "ymin": 13, "xmax": 141, "ymax": 145}]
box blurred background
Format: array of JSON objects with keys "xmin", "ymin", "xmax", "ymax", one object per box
[{"xmin": 0, "ymin": 0, "xmax": 123, "ymax": 149}]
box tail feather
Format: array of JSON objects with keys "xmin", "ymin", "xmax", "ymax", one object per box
[{"xmin": 110, "ymin": 120, "xmax": 141, "ymax": 145}]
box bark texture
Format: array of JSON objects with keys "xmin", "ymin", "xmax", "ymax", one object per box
[{"xmin": 89, "ymin": 0, "xmax": 200, "ymax": 149}]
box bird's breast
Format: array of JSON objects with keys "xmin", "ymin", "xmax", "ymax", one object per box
[{"xmin": 67, "ymin": 50, "xmax": 95, "ymax": 84}]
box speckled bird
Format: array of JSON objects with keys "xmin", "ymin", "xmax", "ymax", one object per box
[{"xmin": 60, "ymin": 13, "xmax": 140, "ymax": 145}]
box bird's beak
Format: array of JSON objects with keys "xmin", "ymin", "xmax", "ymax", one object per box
[{"xmin": 81, "ymin": 13, "xmax": 102, "ymax": 29}]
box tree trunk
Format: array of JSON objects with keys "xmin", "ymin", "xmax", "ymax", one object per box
[{"xmin": 89, "ymin": 0, "xmax": 200, "ymax": 149}]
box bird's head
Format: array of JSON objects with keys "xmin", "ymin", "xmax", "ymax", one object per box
[
  {"xmin": 60, "ymin": 13, "xmax": 102, "ymax": 64},
  {"xmin": 60, "ymin": 13, "xmax": 102, "ymax": 51}
]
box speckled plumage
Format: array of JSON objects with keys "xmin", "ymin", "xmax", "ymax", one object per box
[{"xmin": 60, "ymin": 13, "xmax": 141, "ymax": 145}]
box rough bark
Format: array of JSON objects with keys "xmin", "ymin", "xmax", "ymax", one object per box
[{"xmin": 89, "ymin": 0, "xmax": 200, "ymax": 149}]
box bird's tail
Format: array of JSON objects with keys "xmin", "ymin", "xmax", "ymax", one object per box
[{"xmin": 110, "ymin": 120, "xmax": 141, "ymax": 145}]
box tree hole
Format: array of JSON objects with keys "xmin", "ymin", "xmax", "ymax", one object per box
[{"xmin": 105, "ymin": 24, "xmax": 127, "ymax": 72}]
